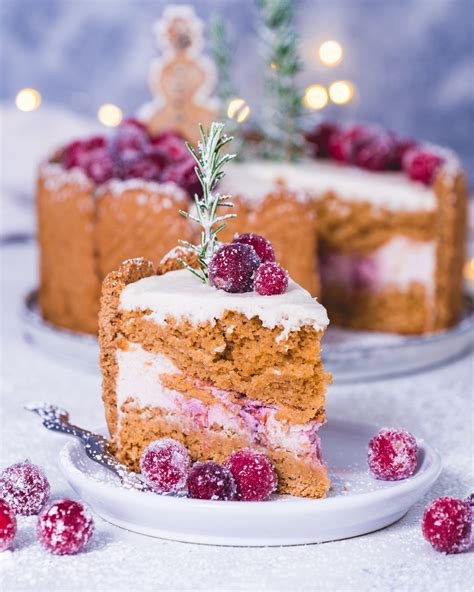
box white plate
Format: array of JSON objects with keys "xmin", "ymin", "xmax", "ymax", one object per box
[
  {"xmin": 59, "ymin": 420, "xmax": 441, "ymax": 546},
  {"xmin": 22, "ymin": 289, "xmax": 473, "ymax": 380}
]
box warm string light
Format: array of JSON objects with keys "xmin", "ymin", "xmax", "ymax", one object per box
[
  {"xmin": 15, "ymin": 88, "xmax": 42, "ymax": 112},
  {"xmin": 329, "ymin": 80, "xmax": 354, "ymax": 105},
  {"xmin": 318, "ymin": 40, "xmax": 343, "ymax": 66},
  {"xmin": 303, "ymin": 84, "xmax": 328, "ymax": 110},
  {"xmin": 97, "ymin": 103, "xmax": 123, "ymax": 127},
  {"xmin": 227, "ymin": 97, "xmax": 250, "ymax": 123}
]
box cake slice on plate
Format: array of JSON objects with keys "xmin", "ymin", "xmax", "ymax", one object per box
[
  {"xmin": 99, "ymin": 257, "xmax": 330, "ymax": 498},
  {"xmin": 99, "ymin": 122, "xmax": 331, "ymax": 498}
]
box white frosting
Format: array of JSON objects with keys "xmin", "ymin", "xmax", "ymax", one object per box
[
  {"xmin": 116, "ymin": 343, "xmax": 323, "ymax": 458},
  {"xmin": 120, "ymin": 269, "xmax": 329, "ymax": 341},
  {"xmin": 220, "ymin": 159, "xmax": 437, "ymax": 212},
  {"xmin": 320, "ymin": 237, "xmax": 436, "ymax": 296}
]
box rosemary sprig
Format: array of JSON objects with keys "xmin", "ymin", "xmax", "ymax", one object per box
[{"xmin": 178, "ymin": 122, "xmax": 236, "ymax": 283}]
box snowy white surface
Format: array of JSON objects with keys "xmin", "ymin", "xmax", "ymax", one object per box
[{"xmin": 0, "ymin": 239, "xmax": 473, "ymax": 592}]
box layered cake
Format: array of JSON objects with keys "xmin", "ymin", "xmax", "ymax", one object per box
[
  {"xmin": 36, "ymin": 120, "xmax": 467, "ymax": 335},
  {"xmin": 99, "ymin": 258, "xmax": 330, "ymax": 497}
]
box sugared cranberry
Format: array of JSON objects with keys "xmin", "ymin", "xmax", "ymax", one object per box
[
  {"xmin": 422, "ymin": 497, "xmax": 472, "ymax": 554},
  {"xmin": 187, "ymin": 462, "xmax": 236, "ymax": 501},
  {"xmin": 62, "ymin": 136, "xmax": 107, "ymax": 169},
  {"xmin": 150, "ymin": 130, "xmax": 189, "ymax": 162},
  {"xmin": 254, "ymin": 262, "xmax": 288, "ymax": 296},
  {"xmin": 0, "ymin": 462, "xmax": 50, "ymax": 515},
  {"xmin": 224, "ymin": 448, "xmax": 277, "ymax": 501},
  {"xmin": 121, "ymin": 154, "xmax": 164, "ymax": 181},
  {"xmin": 465, "ymin": 493, "xmax": 474, "ymax": 507},
  {"xmin": 305, "ymin": 122, "xmax": 340, "ymax": 158},
  {"xmin": 140, "ymin": 438, "xmax": 191, "ymax": 493},
  {"xmin": 37, "ymin": 499, "xmax": 94, "ymax": 556},
  {"xmin": 403, "ymin": 148, "xmax": 444, "ymax": 185},
  {"xmin": 232, "ymin": 233, "xmax": 276, "ymax": 263},
  {"xmin": 0, "ymin": 500, "xmax": 16, "ymax": 552},
  {"xmin": 209, "ymin": 243, "xmax": 261, "ymax": 293},
  {"xmin": 160, "ymin": 157, "xmax": 200, "ymax": 197},
  {"xmin": 367, "ymin": 429, "xmax": 418, "ymax": 481},
  {"xmin": 110, "ymin": 123, "xmax": 149, "ymax": 169},
  {"xmin": 329, "ymin": 124, "xmax": 376, "ymax": 163},
  {"xmin": 84, "ymin": 149, "xmax": 116, "ymax": 184},
  {"xmin": 352, "ymin": 133, "xmax": 396, "ymax": 171}
]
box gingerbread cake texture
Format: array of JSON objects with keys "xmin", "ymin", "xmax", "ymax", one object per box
[{"xmin": 99, "ymin": 258, "xmax": 331, "ymax": 498}]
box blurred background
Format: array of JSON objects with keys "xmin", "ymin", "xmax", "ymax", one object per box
[{"xmin": 0, "ymin": 0, "xmax": 472, "ymax": 214}]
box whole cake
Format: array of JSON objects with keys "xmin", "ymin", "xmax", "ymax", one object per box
[{"xmin": 37, "ymin": 119, "xmax": 467, "ymax": 335}]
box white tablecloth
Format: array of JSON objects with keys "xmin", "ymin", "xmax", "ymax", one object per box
[{"xmin": 0, "ymin": 239, "xmax": 472, "ymax": 592}]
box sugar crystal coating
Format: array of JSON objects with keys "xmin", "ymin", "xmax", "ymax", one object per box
[
  {"xmin": 232, "ymin": 233, "xmax": 276, "ymax": 263},
  {"xmin": 209, "ymin": 243, "xmax": 261, "ymax": 293},
  {"xmin": 37, "ymin": 499, "xmax": 94, "ymax": 556},
  {"xmin": 224, "ymin": 448, "xmax": 278, "ymax": 501},
  {"xmin": 422, "ymin": 497, "xmax": 472, "ymax": 554},
  {"xmin": 0, "ymin": 462, "xmax": 50, "ymax": 516},
  {"xmin": 0, "ymin": 499, "xmax": 16, "ymax": 552},
  {"xmin": 187, "ymin": 462, "xmax": 236, "ymax": 501},
  {"xmin": 367, "ymin": 428, "xmax": 418, "ymax": 481},
  {"xmin": 254, "ymin": 262, "xmax": 289, "ymax": 296},
  {"xmin": 140, "ymin": 438, "xmax": 191, "ymax": 493}
]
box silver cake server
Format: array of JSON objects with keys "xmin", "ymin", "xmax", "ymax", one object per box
[{"xmin": 25, "ymin": 403, "xmax": 151, "ymax": 492}]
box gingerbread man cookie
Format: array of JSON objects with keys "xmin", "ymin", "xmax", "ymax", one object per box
[{"xmin": 139, "ymin": 5, "xmax": 219, "ymax": 146}]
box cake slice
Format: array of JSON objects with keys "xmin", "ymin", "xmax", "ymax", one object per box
[{"xmin": 100, "ymin": 257, "xmax": 331, "ymax": 498}]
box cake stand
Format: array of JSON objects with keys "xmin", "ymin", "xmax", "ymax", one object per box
[{"xmin": 21, "ymin": 289, "xmax": 473, "ymax": 381}]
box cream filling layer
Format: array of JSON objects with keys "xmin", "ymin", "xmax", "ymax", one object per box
[
  {"xmin": 320, "ymin": 236, "xmax": 436, "ymax": 296},
  {"xmin": 116, "ymin": 343, "xmax": 323, "ymax": 460},
  {"xmin": 120, "ymin": 268, "xmax": 329, "ymax": 342}
]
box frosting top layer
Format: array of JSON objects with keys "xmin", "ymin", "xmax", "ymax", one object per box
[
  {"xmin": 220, "ymin": 159, "xmax": 437, "ymax": 212},
  {"xmin": 120, "ymin": 269, "xmax": 329, "ymax": 340}
]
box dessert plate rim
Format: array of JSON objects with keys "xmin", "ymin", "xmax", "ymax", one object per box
[{"xmin": 59, "ymin": 419, "xmax": 442, "ymax": 546}]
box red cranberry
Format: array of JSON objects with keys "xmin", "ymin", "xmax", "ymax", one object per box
[
  {"xmin": 422, "ymin": 497, "xmax": 472, "ymax": 554},
  {"xmin": 84, "ymin": 149, "xmax": 116, "ymax": 184},
  {"xmin": 465, "ymin": 493, "xmax": 474, "ymax": 507},
  {"xmin": 232, "ymin": 233, "xmax": 275, "ymax": 263},
  {"xmin": 150, "ymin": 131, "xmax": 189, "ymax": 162},
  {"xmin": 0, "ymin": 462, "xmax": 50, "ymax": 515},
  {"xmin": 160, "ymin": 157, "xmax": 200, "ymax": 197},
  {"xmin": 352, "ymin": 133, "xmax": 396, "ymax": 171},
  {"xmin": 37, "ymin": 499, "xmax": 94, "ymax": 555},
  {"xmin": 305, "ymin": 122, "xmax": 340, "ymax": 158},
  {"xmin": 0, "ymin": 500, "xmax": 16, "ymax": 552},
  {"xmin": 329, "ymin": 125, "xmax": 375, "ymax": 163},
  {"xmin": 121, "ymin": 154, "xmax": 163, "ymax": 181},
  {"xmin": 367, "ymin": 429, "xmax": 418, "ymax": 481},
  {"xmin": 254, "ymin": 262, "xmax": 289, "ymax": 296},
  {"xmin": 140, "ymin": 438, "xmax": 191, "ymax": 493},
  {"xmin": 209, "ymin": 243, "xmax": 261, "ymax": 293},
  {"xmin": 224, "ymin": 448, "xmax": 277, "ymax": 501},
  {"xmin": 62, "ymin": 136, "xmax": 107, "ymax": 169},
  {"xmin": 110, "ymin": 123, "xmax": 149, "ymax": 168},
  {"xmin": 403, "ymin": 147, "xmax": 444, "ymax": 185},
  {"xmin": 187, "ymin": 462, "xmax": 236, "ymax": 501}
]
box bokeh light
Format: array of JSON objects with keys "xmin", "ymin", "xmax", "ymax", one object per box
[
  {"xmin": 303, "ymin": 85, "xmax": 328, "ymax": 110},
  {"xmin": 15, "ymin": 88, "xmax": 42, "ymax": 112},
  {"xmin": 97, "ymin": 103, "xmax": 123, "ymax": 127},
  {"xmin": 227, "ymin": 98, "xmax": 251, "ymax": 123},
  {"xmin": 329, "ymin": 80, "xmax": 354, "ymax": 104},
  {"xmin": 318, "ymin": 40, "xmax": 343, "ymax": 66}
]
